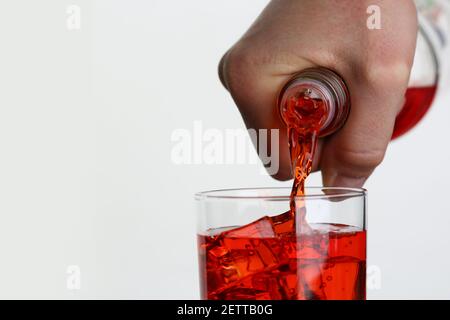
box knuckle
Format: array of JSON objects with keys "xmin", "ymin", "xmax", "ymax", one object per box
[
  {"xmin": 361, "ymin": 60, "xmax": 411, "ymax": 90},
  {"xmin": 336, "ymin": 144, "xmax": 386, "ymax": 173},
  {"xmin": 219, "ymin": 45, "xmax": 257, "ymax": 94},
  {"xmin": 218, "ymin": 51, "xmax": 229, "ymax": 89}
]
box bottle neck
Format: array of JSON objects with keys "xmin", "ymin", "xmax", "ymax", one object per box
[{"xmin": 278, "ymin": 67, "xmax": 350, "ymax": 137}]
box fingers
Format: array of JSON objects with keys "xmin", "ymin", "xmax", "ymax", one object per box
[
  {"xmin": 319, "ymin": 0, "xmax": 417, "ymax": 187},
  {"xmin": 320, "ymin": 64, "xmax": 410, "ymax": 187}
]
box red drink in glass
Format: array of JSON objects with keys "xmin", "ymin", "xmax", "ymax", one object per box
[{"xmin": 198, "ymin": 221, "xmax": 366, "ymax": 300}]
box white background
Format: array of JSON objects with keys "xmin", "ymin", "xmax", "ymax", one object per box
[{"xmin": 0, "ymin": 0, "xmax": 449, "ymax": 299}]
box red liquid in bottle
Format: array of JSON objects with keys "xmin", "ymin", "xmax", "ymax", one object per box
[{"xmin": 392, "ymin": 86, "xmax": 437, "ymax": 139}]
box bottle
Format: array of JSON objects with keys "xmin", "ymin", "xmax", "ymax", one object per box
[
  {"xmin": 394, "ymin": 0, "xmax": 450, "ymax": 138},
  {"xmin": 279, "ymin": 0, "xmax": 450, "ymax": 139}
]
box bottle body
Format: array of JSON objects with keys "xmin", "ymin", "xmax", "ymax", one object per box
[{"xmin": 394, "ymin": 0, "xmax": 450, "ymax": 138}]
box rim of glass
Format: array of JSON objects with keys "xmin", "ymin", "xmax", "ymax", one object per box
[{"xmin": 195, "ymin": 187, "xmax": 366, "ymax": 200}]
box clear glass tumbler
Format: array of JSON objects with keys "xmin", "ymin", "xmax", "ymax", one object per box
[{"xmin": 196, "ymin": 187, "xmax": 367, "ymax": 300}]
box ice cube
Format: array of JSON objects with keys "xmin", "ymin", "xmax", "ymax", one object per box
[
  {"xmin": 270, "ymin": 210, "xmax": 295, "ymax": 235},
  {"xmin": 208, "ymin": 217, "xmax": 286, "ymax": 289},
  {"xmin": 218, "ymin": 237, "xmax": 282, "ymax": 282},
  {"xmin": 251, "ymin": 271, "xmax": 283, "ymax": 300},
  {"xmin": 298, "ymin": 262, "xmax": 327, "ymax": 300},
  {"xmin": 222, "ymin": 216, "xmax": 275, "ymax": 238},
  {"xmin": 296, "ymin": 230, "xmax": 329, "ymax": 260}
]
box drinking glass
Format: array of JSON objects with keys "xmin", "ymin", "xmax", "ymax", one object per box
[{"xmin": 196, "ymin": 187, "xmax": 367, "ymax": 300}]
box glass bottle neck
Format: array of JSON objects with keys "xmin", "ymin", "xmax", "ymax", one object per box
[{"xmin": 278, "ymin": 67, "xmax": 350, "ymax": 137}]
